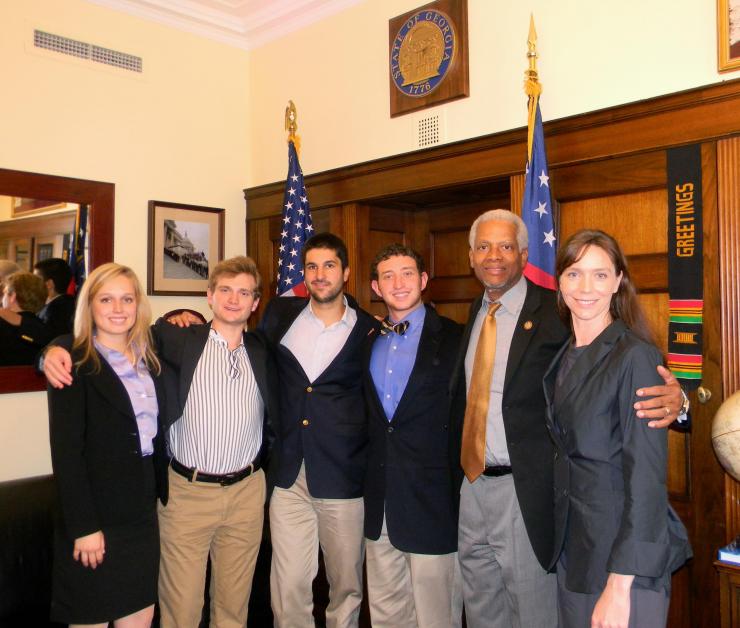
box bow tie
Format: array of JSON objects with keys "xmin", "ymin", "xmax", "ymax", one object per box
[{"xmin": 380, "ymin": 318, "xmax": 409, "ymax": 336}]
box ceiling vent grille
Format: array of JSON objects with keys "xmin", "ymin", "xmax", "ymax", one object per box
[{"xmin": 34, "ymin": 30, "xmax": 142, "ymax": 73}]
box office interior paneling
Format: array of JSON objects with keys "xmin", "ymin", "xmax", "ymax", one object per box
[{"xmin": 246, "ymin": 79, "xmax": 740, "ymax": 626}]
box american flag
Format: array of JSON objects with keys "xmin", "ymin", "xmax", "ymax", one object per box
[
  {"xmin": 277, "ymin": 140, "xmax": 314, "ymax": 297},
  {"xmin": 67, "ymin": 203, "xmax": 88, "ymax": 295},
  {"xmin": 522, "ymin": 101, "xmax": 557, "ymax": 290}
]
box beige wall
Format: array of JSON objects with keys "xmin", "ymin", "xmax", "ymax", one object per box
[
  {"xmin": 0, "ymin": 0, "xmax": 250, "ymax": 480},
  {"xmin": 0, "ymin": 0, "xmax": 737, "ymax": 481},
  {"xmin": 246, "ymin": 0, "xmax": 734, "ymax": 185}
]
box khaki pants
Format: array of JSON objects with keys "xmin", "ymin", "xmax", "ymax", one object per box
[
  {"xmin": 366, "ymin": 517, "xmax": 463, "ymax": 628},
  {"xmin": 269, "ymin": 464, "xmax": 364, "ymax": 628},
  {"xmin": 157, "ymin": 466, "xmax": 265, "ymax": 628}
]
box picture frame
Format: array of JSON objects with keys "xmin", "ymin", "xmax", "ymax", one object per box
[
  {"xmin": 147, "ymin": 200, "xmax": 224, "ymax": 296},
  {"xmin": 718, "ymin": 0, "xmax": 740, "ymax": 72}
]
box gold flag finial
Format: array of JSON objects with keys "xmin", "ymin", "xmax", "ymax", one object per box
[
  {"xmin": 524, "ymin": 14, "xmax": 542, "ymax": 160},
  {"xmin": 285, "ymin": 100, "xmax": 300, "ymax": 154},
  {"xmin": 526, "ymin": 14, "xmax": 538, "ymax": 79},
  {"xmin": 524, "ymin": 14, "xmax": 541, "ymax": 97}
]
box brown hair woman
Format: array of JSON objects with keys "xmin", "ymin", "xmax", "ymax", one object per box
[{"xmin": 543, "ymin": 230, "xmax": 691, "ymax": 628}]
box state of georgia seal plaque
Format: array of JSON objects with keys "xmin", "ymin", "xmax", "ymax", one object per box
[
  {"xmin": 391, "ymin": 9, "xmax": 456, "ymax": 98},
  {"xmin": 388, "ymin": 0, "xmax": 469, "ymax": 117}
]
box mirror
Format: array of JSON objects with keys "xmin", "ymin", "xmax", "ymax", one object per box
[{"xmin": 0, "ymin": 169, "xmax": 114, "ymax": 394}]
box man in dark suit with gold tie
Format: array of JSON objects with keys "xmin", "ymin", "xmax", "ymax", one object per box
[{"xmin": 454, "ymin": 209, "xmax": 686, "ymax": 628}]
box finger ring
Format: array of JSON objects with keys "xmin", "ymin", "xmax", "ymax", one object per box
[{"xmin": 664, "ymin": 406, "xmax": 670, "ymax": 416}]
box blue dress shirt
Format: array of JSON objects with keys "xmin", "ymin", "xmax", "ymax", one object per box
[
  {"xmin": 95, "ymin": 340, "xmax": 158, "ymax": 456},
  {"xmin": 369, "ymin": 305, "xmax": 426, "ymax": 421}
]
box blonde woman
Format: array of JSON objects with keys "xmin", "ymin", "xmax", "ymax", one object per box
[{"xmin": 48, "ymin": 263, "xmax": 166, "ymax": 628}]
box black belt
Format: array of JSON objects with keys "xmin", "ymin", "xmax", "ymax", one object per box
[
  {"xmin": 482, "ymin": 465, "xmax": 512, "ymax": 477},
  {"xmin": 171, "ymin": 458, "xmax": 260, "ymax": 486}
]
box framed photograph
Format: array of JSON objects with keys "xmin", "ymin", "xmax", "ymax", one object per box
[
  {"xmin": 13, "ymin": 238, "xmax": 32, "ymax": 271},
  {"xmin": 147, "ymin": 200, "xmax": 224, "ymax": 296},
  {"xmin": 36, "ymin": 241, "xmax": 55, "ymax": 262},
  {"xmin": 718, "ymin": 0, "xmax": 740, "ymax": 72}
]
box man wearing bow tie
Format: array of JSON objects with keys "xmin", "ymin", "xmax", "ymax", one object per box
[{"xmin": 363, "ymin": 243, "xmax": 465, "ymax": 628}]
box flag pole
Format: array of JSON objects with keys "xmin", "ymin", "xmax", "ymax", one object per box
[
  {"xmin": 277, "ymin": 100, "xmax": 313, "ymax": 297},
  {"xmin": 524, "ymin": 14, "xmax": 541, "ymax": 162},
  {"xmin": 521, "ymin": 15, "xmax": 557, "ymax": 291}
]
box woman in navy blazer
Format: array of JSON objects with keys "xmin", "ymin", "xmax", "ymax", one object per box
[
  {"xmin": 543, "ymin": 230, "xmax": 691, "ymax": 628},
  {"xmin": 48, "ymin": 263, "xmax": 166, "ymax": 628}
]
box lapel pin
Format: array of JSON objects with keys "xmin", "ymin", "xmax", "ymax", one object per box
[{"xmin": 523, "ymin": 320, "xmax": 534, "ymax": 331}]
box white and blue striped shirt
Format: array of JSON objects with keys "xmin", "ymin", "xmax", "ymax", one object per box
[{"xmin": 168, "ymin": 328, "xmax": 263, "ymax": 474}]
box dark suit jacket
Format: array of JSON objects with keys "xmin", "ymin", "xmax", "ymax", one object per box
[
  {"xmin": 363, "ymin": 305, "xmax": 465, "ymax": 554},
  {"xmin": 47, "ymin": 339, "xmax": 167, "ymax": 540},
  {"xmin": 152, "ymin": 319, "xmax": 277, "ymax": 504},
  {"xmin": 38, "ymin": 294, "xmax": 76, "ymax": 338},
  {"xmin": 543, "ymin": 320, "xmax": 692, "ymax": 593},
  {"xmin": 0, "ymin": 311, "xmax": 52, "ymax": 366},
  {"xmin": 259, "ymin": 294, "xmax": 379, "ymax": 499},
  {"xmin": 450, "ymin": 280, "xmax": 569, "ymax": 569}
]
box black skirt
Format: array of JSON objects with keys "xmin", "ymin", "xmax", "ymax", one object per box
[{"xmin": 50, "ymin": 507, "xmax": 159, "ymax": 624}]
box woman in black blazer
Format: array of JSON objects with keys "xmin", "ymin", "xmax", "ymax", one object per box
[
  {"xmin": 543, "ymin": 230, "xmax": 691, "ymax": 628},
  {"xmin": 48, "ymin": 263, "xmax": 165, "ymax": 627}
]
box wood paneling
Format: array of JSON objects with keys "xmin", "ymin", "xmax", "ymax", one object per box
[
  {"xmin": 560, "ymin": 189, "xmax": 668, "ymax": 255},
  {"xmin": 433, "ymin": 302, "xmax": 471, "ymax": 324},
  {"xmin": 246, "ymin": 216, "xmax": 272, "ymax": 323},
  {"xmin": 509, "ymin": 173, "xmax": 524, "ymax": 217},
  {"xmin": 551, "ymin": 152, "xmax": 667, "ymax": 201},
  {"xmin": 718, "ymin": 137, "xmax": 740, "ymax": 542},
  {"xmin": 687, "ymin": 142, "xmax": 726, "ymax": 628},
  {"xmin": 717, "ymin": 561, "xmax": 740, "ymax": 628},
  {"xmin": 244, "ymin": 80, "xmax": 740, "ymax": 626},
  {"xmin": 0, "ymin": 209, "xmax": 75, "ymax": 241},
  {"xmin": 245, "ymin": 79, "xmax": 740, "ymax": 219},
  {"xmin": 719, "ymin": 137, "xmax": 740, "ymax": 399},
  {"xmin": 431, "ymin": 229, "xmax": 471, "ymax": 277}
]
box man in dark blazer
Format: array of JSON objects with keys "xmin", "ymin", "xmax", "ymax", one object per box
[
  {"xmin": 258, "ymin": 233, "xmax": 379, "ymax": 628},
  {"xmin": 34, "ymin": 257, "xmax": 76, "ymax": 337},
  {"xmin": 454, "ymin": 210, "xmax": 686, "ymax": 628},
  {"xmin": 44, "ymin": 256, "xmax": 276, "ymax": 628},
  {"xmin": 363, "ymin": 244, "xmax": 465, "ymax": 628}
]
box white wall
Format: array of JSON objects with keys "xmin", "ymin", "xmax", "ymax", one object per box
[
  {"xmin": 1, "ymin": 0, "xmax": 736, "ymax": 481},
  {"xmin": 0, "ymin": 0, "xmax": 251, "ymax": 480},
  {"xmin": 246, "ymin": 0, "xmax": 736, "ymax": 186}
]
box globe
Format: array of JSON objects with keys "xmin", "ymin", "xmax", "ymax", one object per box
[{"xmin": 712, "ymin": 390, "xmax": 740, "ymax": 482}]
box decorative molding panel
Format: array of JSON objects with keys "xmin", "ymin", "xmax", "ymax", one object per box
[{"xmin": 85, "ymin": 0, "xmax": 365, "ymax": 50}]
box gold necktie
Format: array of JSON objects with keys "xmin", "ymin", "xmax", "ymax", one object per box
[{"xmin": 461, "ymin": 302, "xmax": 501, "ymax": 482}]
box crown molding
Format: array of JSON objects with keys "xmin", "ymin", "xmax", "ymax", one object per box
[{"xmin": 85, "ymin": 0, "xmax": 365, "ymax": 50}]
